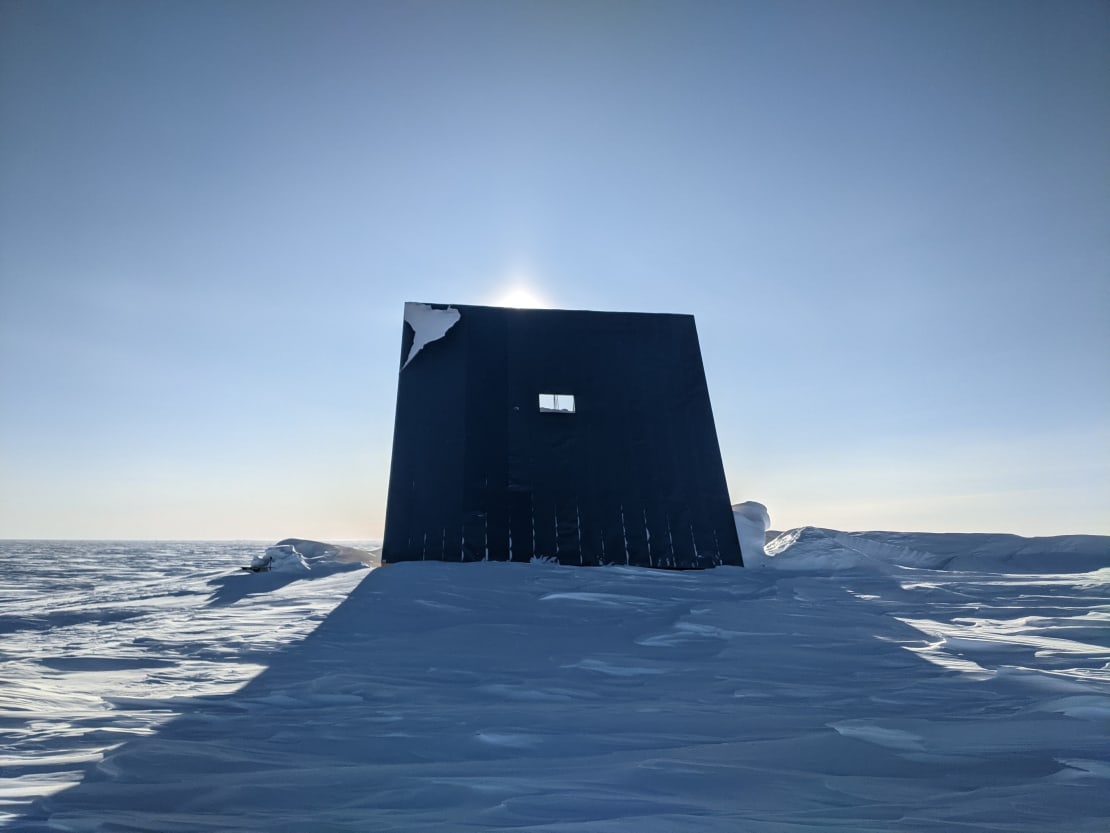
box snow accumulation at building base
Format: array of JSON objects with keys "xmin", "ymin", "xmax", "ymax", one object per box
[{"xmin": 1, "ymin": 514, "xmax": 1108, "ymax": 832}]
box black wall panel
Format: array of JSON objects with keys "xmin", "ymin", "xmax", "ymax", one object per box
[{"xmin": 382, "ymin": 303, "xmax": 743, "ymax": 568}]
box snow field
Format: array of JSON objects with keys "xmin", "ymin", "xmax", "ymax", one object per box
[{"xmin": 2, "ymin": 529, "xmax": 1107, "ymax": 831}]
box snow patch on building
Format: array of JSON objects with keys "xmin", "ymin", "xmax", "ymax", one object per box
[{"xmin": 402, "ymin": 302, "xmax": 461, "ymax": 369}]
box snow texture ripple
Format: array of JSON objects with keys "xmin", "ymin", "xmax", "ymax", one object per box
[{"xmin": 1, "ymin": 531, "xmax": 1108, "ymax": 832}]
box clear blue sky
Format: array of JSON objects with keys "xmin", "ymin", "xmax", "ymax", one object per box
[{"xmin": 1, "ymin": 0, "xmax": 1107, "ymax": 539}]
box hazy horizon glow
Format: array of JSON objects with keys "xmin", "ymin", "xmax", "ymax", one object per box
[{"xmin": 1, "ymin": 0, "xmax": 1107, "ymax": 540}]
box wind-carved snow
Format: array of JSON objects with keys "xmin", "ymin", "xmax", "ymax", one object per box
[
  {"xmin": 0, "ymin": 541, "xmax": 375, "ymax": 826},
  {"xmin": 733, "ymin": 501, "xmax": 771, "ymax": 567},
  {"xmin": 401, "ymin": 302, "xmax": 461, "ymax": 369},
  {"xmin": 829, "ymin": 720, "xmax": 927, "ymax": 751},
  {"xmin": 3, "ymin": 529, "xmax": 1109, "ymax": 832}
]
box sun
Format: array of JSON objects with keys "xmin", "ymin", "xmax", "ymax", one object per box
[{"xmin": 492, "ymin": 285, "xmax": 550, "ymax": 309}]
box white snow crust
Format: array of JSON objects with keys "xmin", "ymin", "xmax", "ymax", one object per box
[
  {"xmin": 249, "ymin": 544, "xmax": 310, "ymax": 572},
  {"xmin": 732, "ymin": 501, "xmax": 771, "ymax": 567},
  {"xmin": 2, "ymin": 530, "xmax": 1108, "ymax": 832},
  {"xmin": 245, "ymin": 539, "xmax": 374, "ymax": 575},
  {"xmin": 402, "ymin": 302, "xmax": 461, "ymax": 369}
]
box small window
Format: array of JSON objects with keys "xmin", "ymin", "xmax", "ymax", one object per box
[{"xmin": 538, "ymin": 393, "xmax": 575, "ymax": 413}]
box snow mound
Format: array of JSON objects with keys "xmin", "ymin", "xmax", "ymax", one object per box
[
  {"xmin": 732, "ymin": 501, "xmax": 771, "ymax": 568},
  {"xmin": 208, "ymin": 539, "xmax": 376, "ymax": 605},
  {"xmin": 764, "ymin": 527, "xmax": 1108, "ymax": 573},
  {"xmin": 249, "ymin": 544, "xmax": 310, "ymax": 573},
  {"xmin": 249, "ymin": 538, "xmax": 377, "ymax": 574}
]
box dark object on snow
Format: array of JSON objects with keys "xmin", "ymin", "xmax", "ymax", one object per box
[{"xmin": 382, "ymin": 303, "xmax": 742, "ymax": 568}]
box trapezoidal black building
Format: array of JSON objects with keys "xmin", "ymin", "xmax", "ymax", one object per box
[{"xmin": 382, "ymin": 303, "xmax": 743, "ymax": 568}]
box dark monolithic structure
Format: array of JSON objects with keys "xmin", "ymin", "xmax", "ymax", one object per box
[{"xmin": 382, "ymin": 303, "xmax": 743, "ymax": 568}]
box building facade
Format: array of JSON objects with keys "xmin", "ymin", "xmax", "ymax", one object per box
[{"xmin": 382, "ymin": 303, "xmax": 742, "ymax": 568}]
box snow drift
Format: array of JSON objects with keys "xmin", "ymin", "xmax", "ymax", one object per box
[
  {"xmin": 732, "ymin": 501, "xmax": 771, "ymax": 567},
  {"xmin": 245, "ymin": 538, "xmax": 377, "ymax": 573},
  {"xmin": 2, "ymin": 529, "xmax": 1107, "ymax": 832},
  {"xmin": 206, "ymin": 538, "xmax": 375, "ymax": 605}
]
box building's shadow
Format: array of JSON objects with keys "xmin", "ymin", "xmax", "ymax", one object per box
[{"xmin": 10, "ymin": 557, "xmax": 1109, "ymax": 832}]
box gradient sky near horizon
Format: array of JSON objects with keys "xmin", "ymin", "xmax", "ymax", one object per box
[{"xmin": 1, "ymin": 0, "xmax": 1107, "ymax": 540}]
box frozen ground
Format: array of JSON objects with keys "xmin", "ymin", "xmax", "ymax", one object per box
[{"xmin": 1, "ymin": 527, "xmax": 1107, "ymax": 832}]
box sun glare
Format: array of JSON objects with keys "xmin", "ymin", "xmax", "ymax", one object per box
[{"xmin": 493, "ymin": 285, "xmax": 549, "ymax": 309}]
